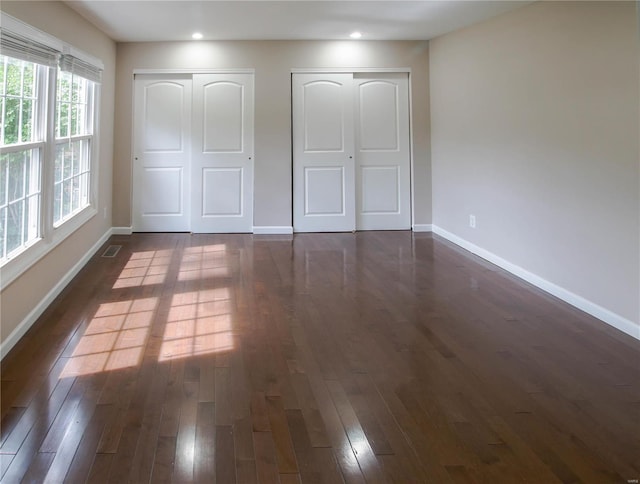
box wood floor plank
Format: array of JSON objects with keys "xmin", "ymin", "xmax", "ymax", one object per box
[
  {"xmin": 0, "ymin": 232, "xmax": 638, "ymax": 483},
  {"xmin": 158, "ymin": 358, "xmax": 185, "ymax": 438},
  {"xmin": 339, "ymin": 376, "xmax": 393, "ymax": 457},
  {"xmin": 1, "ymin": 358, "xmax": 71, "ymax": 454},
  {"xmin": 127, "ymin": 359, "xmax": 171, "ymax": 483},
  {"xmin": 215, "ymin": 366, "xmax": 233, "ymax": 426},
  {"xmin": 149, "ymin": 435, "xmax": 176, "ymax": 483},
  {"xmin": 235, "ymin": 458, "xmax": 258, "ymax": 484},
  {"xmin": 215, "ymin": 424, "xmax": 236, "ymax": 484},
  {"xmin": 286, "ymin": 408, "xmax": 344, "ymax": 484},
  {"xmin": 198, "ymin": 356, "xmax": 216, "ymax": 403},
  {"xmin": 0, "ymin": 378, "xmax": 75, "ymax": 483},
  {"xmin": 287, "ymin": 356, "xmax": 331, "ymax": 448},
  {"xmin": 0, "ymin": 405, "xmax": 25, "ymax": 447},
  {"xmin": 86, "ymin": 453, "xmax": 113, "ymax": 483},
  {"xmin": 194, "ymin": 402, "xmax": 216, "ymax": 483},
  {"xmin": 172, "ymin": 379, "xmax": 199, "ymax": 483},
  {"xmin": 63, "ymin": 403, "xmax": 113, "ymax": 484},
  {"xmin": 280, "ymin": 472, "xmax": 302, "ymax": 484},
  {"xmin": 266, "ymin": 395, "xmax": 298, "ymax": 474},
  {"xmin": 38, "ymin": 376, "xmax": 91, "ymax": 453},
  {"xmin": 20, "ymin": 451, "xmax": 55, "ymax": 484},
  {"xmin": 41, "ymin": 373, "xmax": 106, "ymax": 483},
  {"xmin": 0, "ymin": 453, "xmax": 15, "ymax": 480},
  {"xmin": 95, "ymin": 367, "xmax": 138, "ymax": 453},
  {"xmin": 325, "ymin": 379, "xmax": 386, "ymax": 483},
  {"xmin": 251, "ymin": 391, "xmax": 270, "ymax": 432},
  {"xmin": 104, "ymin": 361, "xmax": 161, "ymax": 482},
  {"xmin": 253, "ymin": 430, "xmax": 280, "ymax": 484},
  {"xmin": 234, "ymin": 415, "xmax": 256, "ymax": 462},
  {"xmin": 350, "ymin": 376, "xmax": 431, "ymax": 481}
]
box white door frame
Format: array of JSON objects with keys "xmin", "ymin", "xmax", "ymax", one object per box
[
  {"xmin": 131, "ymin": 69, "xmax": 255, "ymax": 233},
  {"xmin": 291, "ymin": 68, "xmax": 415, "ymax": 231}
]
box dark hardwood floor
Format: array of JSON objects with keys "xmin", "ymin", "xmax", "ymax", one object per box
[{"xmin": 1, "ymin": 232, "xmax": 638, "ymax": 483}]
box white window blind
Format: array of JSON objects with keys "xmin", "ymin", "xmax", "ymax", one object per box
[
  {"xmin": 0, "ymin": 29, "xmax": 59, "ymax": 67},
  {"xmin": 59, "ymin": 53, "xmax": 102, "ymax": 83}
]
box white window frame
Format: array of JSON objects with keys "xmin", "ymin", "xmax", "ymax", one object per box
[
  {"xmin": 0, "ymin": 59, "xmax": 47, "ymax": 261},
  {"xmin": 53, "ymin": 70, "xmax": 96, "ymax": 227},
  {"xmin": 0, "ymin": 13, "xmax": 103, "ymax": 291}
]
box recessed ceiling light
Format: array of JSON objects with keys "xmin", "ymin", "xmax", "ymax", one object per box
[
  {"xmin": 350, "ymin": 31, "xmax": 362, "ymax": 39},
  {"xmin": 192, "ymin": 32, "xmax": 203, "ymax": 40}
]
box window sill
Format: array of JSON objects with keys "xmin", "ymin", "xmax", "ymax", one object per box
[{"xmin": 0, "ymin": 205, "xmax": 97, "ymax": 291}]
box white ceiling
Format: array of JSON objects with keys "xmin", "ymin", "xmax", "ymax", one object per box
[{"xmin": 64, "ymin": 1, "xmax": 531, "ymax": 42}]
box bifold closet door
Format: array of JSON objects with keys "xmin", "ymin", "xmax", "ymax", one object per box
[
  {"xmin": 354, "ymin": 73, "xmax": 411, "ymax": 230},
  {"xmin": 292, "ymin": 73, "xmax": 355, "ymax": 233},
  {"xmin": 133, "ymin": 73, "xmax": 254, "ymax": 233},
  {"xmin": 293, "ymin": 72, "xmax": 411, "ymax": 233},
  {"xmin": 133, "ymin": 75, "xmax": 192, "ymax": 232},
  {"xmin": 192, "ymin": 73, "xmax": 254, "ymax": 233}
]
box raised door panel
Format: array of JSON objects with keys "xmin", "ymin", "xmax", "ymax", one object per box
[
  {"xmin": 203, "ymin": 82, "xmax": 244, "ymax": 153},
  {"xmin": 303, "ymin": 81, "xmax": 345, "ymax": 152},
  {"xmin": 141, "ymin": 167, "xmax": 183, "ymax": 215},
  {"xmin": 360, "ymin": 166, "xmax": 399, "ymax": 214},
  {"xmin": 305, "ymin": 167, "xmax": 344, "ymax": 215},
  {"xmin": 202, "ymin": 168, "xmax": 243, "ymax": 216},
  {"xmin": 143, "ymin": 83, "xmax": 185, "ymax": 152},
  {"xmin": 358, "ymin": 81, "xmax": 399, "ymax": 151}
]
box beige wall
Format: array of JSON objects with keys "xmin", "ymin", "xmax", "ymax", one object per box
[
  {"xmin": 113, "ymin": 40, "xmax": 431, "ymax": 229},
  {"xmin": 0, "ymin": 2, "xmax": 116, "ymax": 344},
  {"xmin": 430, "ymin": 2, "xmax": 639, "ymax": 328}
]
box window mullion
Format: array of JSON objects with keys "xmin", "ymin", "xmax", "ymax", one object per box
[
  {"xmin": 21, "ymin": 151, "xmax": 27, "ymax": 245},
  {"xmin": 17, "ymin": 62, "xmax": 24, "ymax": 143},
  {"xmin": 1, "ymin": 57, "xmax": 7, "ymax": 144},
  {"xmin": 41, "ymin": 65, "xmax": 57, "ymax": 242},
  {"xmin": 87, "ymin": 82, "xmax": 96, "ymax": 210},
  {"xmin": 0, "ymin": 141, "xmax": 44, "ymax": 154},
  {"xmin": 3, "ymin": 160, "xmax": 8, "ymax": 258},
  {"xmin": 67, "ymin": 74, "xmax": 72, "ymax": 138}
]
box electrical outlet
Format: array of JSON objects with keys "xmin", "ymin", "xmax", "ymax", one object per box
[{"xmin": 469, "ymin": 214, "xmax": 476, "ymax": 228}]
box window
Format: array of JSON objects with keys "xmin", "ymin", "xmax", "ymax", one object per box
[
  {"xmin": 54, "ymin": 69, "xmax": 94, "ymax": 225},
  {"xmin": 0, "ymin": 15, "xmax": 103, "ymax": 287},
  {"xmin": 0, "ymin": 56, "xmax": 45, "ymax": 260}
]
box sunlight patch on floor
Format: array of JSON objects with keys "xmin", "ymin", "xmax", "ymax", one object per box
[
  {"xmin": 159, "ymin": 290, "xmax": 235, "ymax": 362},
  {"xmin": 61, "ymin": 244, "xmax": 237, "ymax": 377},
  {"xmin": 178, "ymin": 244, "xmax": 230, "ymax": 281},
  {"xmin": 112, "ymin": 249, "xmax": 172, "ymax": 289},
  {"xmin": 60, "ymin": 297, "xmax": 158, "ymax": 378}
]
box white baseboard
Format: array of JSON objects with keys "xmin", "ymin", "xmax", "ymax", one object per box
[
  {"xmin": 412, "ymin": 224, "xmax": 433, "ymax": 232},
  {"xmin": 253, "ymin": 226, "xmax": 294, "ymax": 235},
  {"xmin": 0, "ymin": 228, "xmax": 113, "ymax": 360},
  {"xmin": 431, "ymin": 225, "xmax": 639, "ymax": 341},
  {"xmin": 112, "ymin": 226, "xmax": 133, "ymax": 235}
]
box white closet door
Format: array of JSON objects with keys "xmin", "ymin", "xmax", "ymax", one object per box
[
  {"xmin": 192, "ymin": 73, "xmax": 254, "ymax": 233},
  {"xmin": 133, "ymin": 75, "xmax": 191, "ymax": 232},
  {"xmin": 293, "ymin": 73, "xmax": 355, "ymax": 233},
  {"xmin": 354, "ymin": 73, "xmax": 411, "ymax": 230}
]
